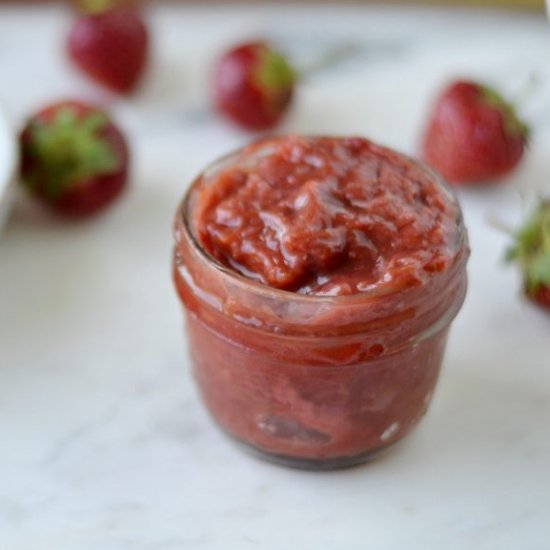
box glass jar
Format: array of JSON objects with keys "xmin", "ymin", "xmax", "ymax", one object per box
[{"xmin": 173, "ymin": 147, "xmax": 469, "ymax": 470}]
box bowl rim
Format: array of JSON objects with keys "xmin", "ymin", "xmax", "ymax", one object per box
[{"xmin": 0, "ymin": 107, "xmax": 18, "ymax": 215}]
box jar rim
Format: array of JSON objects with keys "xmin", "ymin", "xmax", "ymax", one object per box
[{"xmin": 176, "ymin": 136, "xmax": 469, "ymax": 307}]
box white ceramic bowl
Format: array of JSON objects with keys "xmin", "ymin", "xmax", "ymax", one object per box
[{"xmin": 0, "ymin": 108, "xmax": 18, "ymax": 233}]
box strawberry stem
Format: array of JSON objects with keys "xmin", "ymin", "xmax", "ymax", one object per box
[
  {"xmin": 295, "ymin": 42, "xmax": 363, "ymax": 81},
  {"xmin": 512, "ymin": 72, "xmax": 542, "ymax": 111},
  {"xmin": 487, "ymin": 215, "xmax": 516, "ymax": 237}
]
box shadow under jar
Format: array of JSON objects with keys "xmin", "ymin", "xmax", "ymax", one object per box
[{"xmin": 174, "ymin": 135, "xmax": 469, "ymax": 470}]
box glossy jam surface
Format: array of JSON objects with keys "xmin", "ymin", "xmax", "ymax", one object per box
[
  {"xmin": 193, "ymin": 135, "xmax": 459, "ymax": 295},
  {"xmin": 175, "ymin": 135, "xmax": 468, "ymax": 468}
]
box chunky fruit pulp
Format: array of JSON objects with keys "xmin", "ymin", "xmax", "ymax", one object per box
[
  {"xmin": 193, "ymin": 135, "xmax": 459, "ymax": 295},
  {"xmin": 175, "ymin": 135, "xmax": 467, "ymax": 466}
]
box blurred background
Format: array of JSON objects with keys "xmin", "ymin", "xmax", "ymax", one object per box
[
  {"xmin": 1, "ymin": 1, "xmax": 549, "ymax": 549},
  {"xmin": 0, "ymin": 0, "xmax": 546, "ymax": 7}
]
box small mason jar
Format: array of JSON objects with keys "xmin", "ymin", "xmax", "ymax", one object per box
[{"xmin": 173, "ymin": 145, "xmax": 469, "ymax": 470}]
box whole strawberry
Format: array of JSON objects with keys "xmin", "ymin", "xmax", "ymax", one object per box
[
  {"xmin": 422, "ymin": 80, "xmax": 529, "ymax": 184},
  {"xmin": 68, "ymin": 1, "xmax": 149, "ymax": 94},
  {"xmin": 213, "ymin": 41, "xmax": 296, "ymax": 130},
  {"xmin": 20, "ymin": 100, "xmax": 129, "ymax": 218},
  {"xmin": 507, "ymin": 200, "xmax": 550, "ymax": 312}
]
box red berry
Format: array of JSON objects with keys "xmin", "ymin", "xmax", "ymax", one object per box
[
  {"xmin": 527, "ymin": 284, "xmax": 550, "ymax": 312},
  {"xmin": 422, "ymin": 80, "xmax": 529, "ymax": 184},
  {"xmin": 507, "ymin": 200, "xmax": 550, "ymax": 314},
  {"xmin": 68, "ymin": 7, "xmax": 148, "ymax": 94},
  {"xmin": 213, "ymin": 42, "xmax": 296, "ymax": 130},
  {"xmin": 20, "ymin": 100, "xmax": 129, "ymax": 218}
]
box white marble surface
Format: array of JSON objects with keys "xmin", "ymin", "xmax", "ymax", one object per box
[{"xmin": 1, "ymin": 4, "xmax": 550, "ymax": 549}]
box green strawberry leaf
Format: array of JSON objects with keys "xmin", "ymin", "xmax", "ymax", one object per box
[
  {"xmin": 525, "ymin": 252, "xmax": 550, "ymax": 290},
  {"xmin": 24, "ymin": 105, "xmax": 120, "ymax": 200},
  {"xmin": 77, "ymin": 0, "xmax": 121, "ymax": 15},
  {"xmin": 255, "ymin": 46, "xmax": 296, "ymax": 95},
  {"xmin": 482, "ymin": 86, "xmax": 530, "ymax": 141},
  {"xmin": 507, "ymin": 200, "xmax": 550, "ymax": 290}
]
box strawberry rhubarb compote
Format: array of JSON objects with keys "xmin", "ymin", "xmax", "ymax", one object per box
[{"xmin": 174, "ymin": 135, "xmax": 469, "ymax": 469}]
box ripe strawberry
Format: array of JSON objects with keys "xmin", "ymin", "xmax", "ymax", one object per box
[
  {"xmin": 20, "ymin": 100, "xmax": 129, "ymax": 218},
  {"xmin": 213, "ymin": 41, "xmax": 296, "ymax": 130},
  {"xmin": 507, "ymin": 200, "xmax": 550, "ymax": 312},
  {"xmin": 422, "ymin": 80, "xmax": 529, "ymax": 184},
  {"xmin": 68, "ymin": 2, "xmax": 148, "ymax": 94}
]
